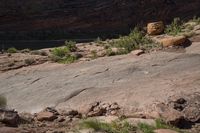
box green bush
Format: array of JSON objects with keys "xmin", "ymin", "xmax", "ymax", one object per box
[
  {"xmin": 110, "ymin": 27, "xmax": 153, "ymax": 54},
  {"xmin": 59, "ymin": 55, "xmax": 78, "ymax": 64},
  {"xmin": 80, "ymin": 120, "xmax": 136, "ymax": 133},
  {"xmin": 106, "ymin": 48, "xmax": 116, "ymax": 56},
  {"xmin": 7, "ymin": 47, "xmax": 18, "ymax": 53},
  {"xmin": 65, "ymin": 40, "xmax": 77, "ymax": 52},
  {"xmin": 165, "ymin": 18, "xmax": 183, "ymax": 36},
  {"xmin": 31, "ymin": 50, "xmax": 48, "ymax": 56},
  {"xmin": 51, "ymin": 47, "xmax": 78, "ymax": 64},
  {"xmin": 21, "ymin": 48, "xmax": 31, "ymax": 53},
  {"xmin": 91, "ymin": 50, "xmax": 98, "ymax": 59},
  {"xmin": 52, "ymin": 47, "xmax": 69, "ymax": 58},
  {"xmin": 24, "ymin": 58, "xmax": 36, "ymax": 65},
  {"xmin": 0, "ymin": 95, "xmax": 7, "ymax": 108},
  {"xmin": 192, "ymin": 16, "xmax": 200, "ymax": 24},
  {"xmin": 95, "ymin": 37, "xmax": 103, "ymax": 44}
]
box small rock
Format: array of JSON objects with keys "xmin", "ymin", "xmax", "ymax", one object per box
[
  {"xmin": 158, "ymin": 36, "xmax": 187, "ymax": 47},
  {"xmin": 147, "ymin": 21, "xmax": 164, "ymax": 35},
  {"xmin": 110, "ymin": 102, "xmax": 120, "ymax": 110},
  {"xmin": 87, "ymin": 108, "xmax": 105, "ymax": 117},
  {"xmin": 36, "ymin": 111, "xmax": 57, "ymax": 121},
  {"xmin": 154, "ymin": 129, "xmax": 178, "ymax": 133},
  {"xmin": 131, "ymin": 49, "xmax": 144, "ymax": 56},
  {"xmin": 110, "ymin": 110, "xmax": 117, "ymax": 115}
]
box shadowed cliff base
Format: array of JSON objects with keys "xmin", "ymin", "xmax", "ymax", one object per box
[{"xmin": 0, "ymin": 0, "xmax": 200, "ymax": 42}]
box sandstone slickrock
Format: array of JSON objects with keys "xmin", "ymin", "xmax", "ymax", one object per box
[{"xmin": 147, "ymin": 21, "xmax": 164, "ymax": 35}]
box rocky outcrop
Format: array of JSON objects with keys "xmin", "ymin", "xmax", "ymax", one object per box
[{"xmin": 0, "ymin": 0, "xmax": 200, "ymax": 40}]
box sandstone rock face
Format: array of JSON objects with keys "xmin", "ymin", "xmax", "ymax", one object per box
[
  {"xmin": 159, "ymin": 36, "xmax": 187, "ymax": 47},
  {"xmin": 147, "ymin": 21, "xmax": 164, "ymax": 35},
  {"xmin": 0, "ymin": 0, "xmax": 200, "ymax": 40}
]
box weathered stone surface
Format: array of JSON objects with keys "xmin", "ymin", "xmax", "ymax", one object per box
[
  {"xmin": 154, "ymin": 129, "xmax": 178, "ymax": 133},
  {"xmin": 147, "ymin": 21, "xmax": 164, "ymax": 35},
  {"xmin": 158, "ymin": 36, "xmax": 187, "ymax": 47}
]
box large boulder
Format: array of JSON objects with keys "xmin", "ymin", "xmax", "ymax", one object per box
[
  {"xmin": 147, "ymin": 21, "xmax": 164, "ymax": 35},
  {"xmin": 158, "ymin": 36, "xmax": 187, "ymax": 47},
  {"xmin": 168, "ymin": 93, "xmax": 200, "ymax": 122}
]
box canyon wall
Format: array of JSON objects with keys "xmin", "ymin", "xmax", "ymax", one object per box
[{"xmin": 0, "ymin": 0, "xmax": 200, "ymax": 40}]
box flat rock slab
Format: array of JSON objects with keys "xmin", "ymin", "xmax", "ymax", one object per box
[{"xmin": 0, "ymin": 41, "xmax": 200, "ymax": 113}]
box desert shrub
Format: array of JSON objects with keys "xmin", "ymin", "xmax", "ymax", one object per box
[
  {"xmin": 21, "ymin": 48, "xmax": 31, "ymax": 53},
  {"xmin": 7, "ymin": 47, "xmax": 18, "ymax": 53},
  {"xmin": 106, "ymin": 48, "xmax": 116, "ymax": 56},
  {"xmin": 80, "ymin": 120, "xmax": 136, "ymax": 133},
  {"xmin": 0, "ymin": 95, "xmax": 7, "ymax": 108},
  {"xmin": 192, "ymin": 16, "xmax": 200, "ymax": 24},
  {"xmin": 24, "ymin": 58, "xmax": 36, "ymax": 65},
  {"xmin": 95, "ymin": 37, "xmax": 103, "ymax": 45},
  {"xmin": 138, "ymin": 123, "xmax": 155, "ymax": 133},
  {"xmin": 91, "ymin": 50, "xmax": 98, "ymax": 59},
  {"xmin": 31, "ymin": 50, "xmax": 48, "ymax": 56},
  {"xmin": 52, "ymin": 47, "xmax": 69, "ymax": 58},
  {"xmin": 53, "ymin": 54, "xmax": 78, "ymax": 64},
  {"xmin": 65, "ymin": 40, "xmax": 77, "ymax": 52},
  {"xmin": 165, "ymin": 18, "xmax": 183, "ymax": 36},
  {"xmin": 110, "ymin": 27, "xmax": 153, "ymax": 54}
]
